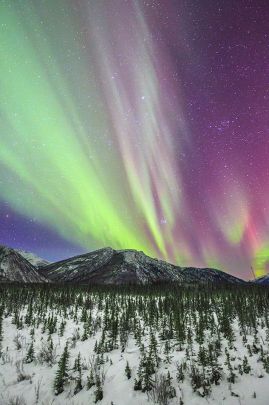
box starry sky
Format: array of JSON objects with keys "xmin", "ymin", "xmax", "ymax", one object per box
[{"xmin": 0, "ymin": 0, "xmax": 269, "ymax": 279}]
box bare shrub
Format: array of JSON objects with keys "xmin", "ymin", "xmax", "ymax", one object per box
[
  {"xmin": 89, "ymin": 354, "xmax": 99, "ymax": 375},
  {"xmin": 34, "ymin": 378, "xmax": 43, "ymax": 404},
  {"xmin": 71, "ymin": 328, "xmax": 80, "ymax": 341},
  {"xmin": 7, "ymin": 396, "xmax": 26, "ymax": 405},
  {"xmin": 99, "ymin": 367, "xmax": 106, "ymax": 385},
  {"xmin": 36, "ymin": 340, "xmax": 57, "ymax": 365},
  {"xmin": 70, "ymin": 328, "xmax": 80, "ymax": 348},
  {"xmin": 13, "ymin": 333, "xmax": 23, "ymax": 350},
  {"xmin": 1, "ymin": 347, "xmax": 11, "ymax": 365},
  {"xmin": 148, "ymin": 374, "xmax": 176, "ymax": 405},
  {"xmin": 81, "ymin": 356, "xmax": 89, "ymax": 370},
  {"xmin": 15, "ymin": 360, "xmax": 31, "ymax": 382},
  {"xmin": 88, "ymin": 354, "xmax": 107, "ymax": 385}
]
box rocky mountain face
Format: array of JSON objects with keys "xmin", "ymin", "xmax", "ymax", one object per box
[
  {"xmin": 15, "ymin": 249, "xmax": 50, "ymax": 268},
  {"xmin": 0, "ymin": 245, "xmax": 48, "ymax": 283},
  {"xmin": 0, "ymin": 245, "xmax": 247, "ymax": 285},
  {"xmin": 39, "ymin": 247, "xmax": 245, "ymax": 285}
]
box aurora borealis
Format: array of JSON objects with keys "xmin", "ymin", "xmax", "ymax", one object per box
[{"xmin": 0, "ymin": 1, "xmax": 269, "ymax": 279}]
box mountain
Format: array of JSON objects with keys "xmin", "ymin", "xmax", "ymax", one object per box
[
  {"xmin": 253, "ymin": 274, "xmax": 269, "ymax": 285},
  {"xmin": 0, "ymin": 245, "xmax": 48, "ymax": 283},
  {"xmin": 15, "ymin": 249, "xmax": 50, "ymax": 267},
  {"xmin": 39, "ymin": 247, "xmax": 245, "ymax": 285}
]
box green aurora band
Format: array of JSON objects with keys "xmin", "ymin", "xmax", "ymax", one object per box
[
  {"xmin": 0, "ymin": 3, "xmax": 154, "ymax": 254},
  {"xmin": 0, "ymin": 1, "xmax": 268, "ymax": 278}
]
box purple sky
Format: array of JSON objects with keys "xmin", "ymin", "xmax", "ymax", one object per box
[{"xmin": 1, "ymin": 1, "xmax": 269, "ymax": 279}]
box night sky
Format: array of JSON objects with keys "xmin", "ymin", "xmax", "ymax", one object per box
[{"xmin": 1, "ymin": 0, "xmax": 269, "ymax": 279}]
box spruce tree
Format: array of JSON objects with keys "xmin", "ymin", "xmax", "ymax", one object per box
[
  {"xmin": 25, "ymin": 341, "xmax": 35, "ymax": 363},
  {"xmin": 242, "ymin": 356, "xmax": 251, "ymax": 374},
  {"xmin": 190, "ymin": 365, "xmax": 202, "ymax": 393},
  {"xmin": 141, "ymin": 357, "xmax": 154, "ymax": 392},
  {"xmin": 211, "ymin": 363, "xmax": 221, "ymax": 385},
  {"xmin": 0, "ymin": 313, "xmax": 2, "ymax": 341},
  {"xmin": 94, "ymin": 375, "xmax": 103, "ymax": 403},
  {"xmin": 0, "ymin": 311, "xmax": 3, "ymax": 355},
  {"xmin": 164, "ymin": 340, "xmax": 172, "ymax": 364},
  {"xmin": 81, "ymin": 322, "xmax": 89, "ymax": 341},
  {"xmin": 166, "ymin": 371, "xmax": 176, "ymax": 399},
  {"xmin": 87, "ymin": 369, "xmax": 95, "ymax": 390},
  {"xmin": 134, "ymin": 378, "xmax": 142, "ymax": 391},
  {"xmin": 59, "ymin": 320, "xmax": 66, "ymax": 337},
  {"xmin": 54, "ymin": 343, "xmax": 70, "ymax": 395},
  {"xmin": 177, "ymin": 363, "xmax": 185, "ymax": 383},
  {"xmin": 74, "ymin": 353, "xmax": 83, "ymax": 394},
  {"xmin": 125, "ymin": 361, "xmax": 131, "ymax": 379},
  {"xmin": 225, "ymin": 350, "xmax": 236, "ymax": 384},
  {"xmin": 262, "ymin": 354, "xmax": 269, "ymax": 373}
]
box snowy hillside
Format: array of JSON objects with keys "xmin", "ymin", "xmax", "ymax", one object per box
[
  {"xmin": 15, "ymin": 249, "xmax": 50, "ymax": 268},
  {"xmin": 0, "ymin": 284, "xmax": 268, "ymax": 405}
]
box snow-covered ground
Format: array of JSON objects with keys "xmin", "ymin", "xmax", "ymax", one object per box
[{"xmin": 0, "ymin": 286, "xmax": 268, "ymax": 405}]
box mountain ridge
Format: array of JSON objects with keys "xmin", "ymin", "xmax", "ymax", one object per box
[
  {"xmin": 253, "ymin": 274, "xmax": 269, "ymax": 285},
  {"xmin": 15, "ymin": 248, "xmax": 50, "ymax": 267},
  {"xmin": 38, "ymin": 246, "xmax": 245, "ymax": 285},
  {"xmin": 0, "ymin": 244, "xmax": 250, "ymax": 285}
]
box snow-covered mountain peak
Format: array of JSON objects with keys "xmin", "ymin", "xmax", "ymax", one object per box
[
  {"xmin": 0, "ymin": 245, "xmax": 48, "ymax": 283},
  {"xmin": 15, "ymin": 249, "xmax": 50, "ymax": 268}
]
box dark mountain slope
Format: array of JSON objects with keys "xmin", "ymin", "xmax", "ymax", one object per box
[
  {"xmin": 253, "ymin": 274, "xmax": 269, "ymax": 285},
  {"xmin": 0, "ymin": 245, "xmax": 48, "ymax": 283},
  {"xmin": 39, "ymin": 247, "xmax": 245, "ymax": 285}
]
